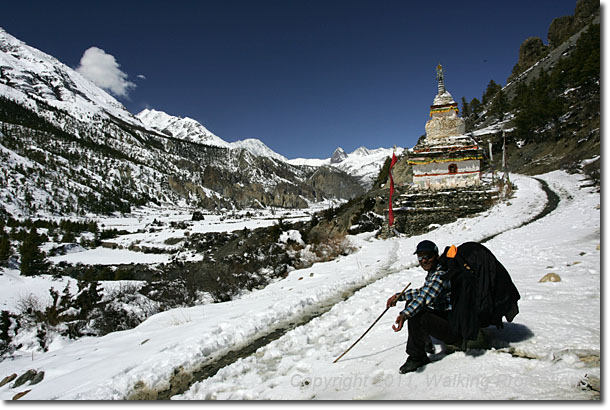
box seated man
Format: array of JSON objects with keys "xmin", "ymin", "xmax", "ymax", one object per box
[{"xmin": 387, "ymin": 240, "xmax": 462, "ymax": 374}]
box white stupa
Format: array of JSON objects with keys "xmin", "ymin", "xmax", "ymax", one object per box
[{"xmin": 408, "ymin": 65, "xmax": 483, "ymax": 190}]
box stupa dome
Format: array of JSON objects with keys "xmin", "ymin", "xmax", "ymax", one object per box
[{"xmin": 433, "ymin": 90, "xmax": 456, "ymax": 106}]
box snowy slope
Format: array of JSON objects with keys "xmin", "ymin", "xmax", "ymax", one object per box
[
  {"xmin": 0, "ymin": 170, "xmax": 600, "ymax": 400},
  {"xmin": 230, "ymin": 138, "xmax": 288, "ymax": 162},
  {"xmin": 1, "ymin": 27, "xmax": 367, "ymax": 214},
  {"xmin": 137, "ymin": 109, "xmax": 288, "ymax": 161},
  {"xmin": 0, "ymin": 28, "xmax": 136, "ymax": 126},
  {"xmin": 136, "ymin": 109, "xmax": 231, "ymax": 148}
]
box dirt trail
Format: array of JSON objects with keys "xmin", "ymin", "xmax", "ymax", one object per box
[{"xmin": 481, "ymin": 178, "xmax": 559, "ymax": 244}]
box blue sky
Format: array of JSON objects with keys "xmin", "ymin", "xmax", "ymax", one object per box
[{"xmin": 2, "ymin": 0, "xmax": 580, "ymax": 159}]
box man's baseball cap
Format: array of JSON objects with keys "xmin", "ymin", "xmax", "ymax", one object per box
[{"xmin": 414, "ymin": 240, "xmax": 438, "ymax": 254}]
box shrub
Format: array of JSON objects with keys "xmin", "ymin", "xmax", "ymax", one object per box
[
  {"xmin": 5, "ymin": 280, "xmax": 159, "ymax": 355},
  {"xmin": 292, "ymin": 232, "xmax": 357, "ymax": 270},
  {"xmin": 0, "ymin": 310, "xmax": 20, "ymax": 356},
  {"xmin": 93, "ymin": 283, "xmax": 158, "ymax": 336}
]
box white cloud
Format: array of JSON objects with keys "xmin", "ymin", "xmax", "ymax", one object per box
[
  {"xmin": 137, "ymin": 74, "xmax": 146, "ymax": 80},
  {"xmin": 76, "ymin": 47, "xmax": 135, "ymax": 98}
]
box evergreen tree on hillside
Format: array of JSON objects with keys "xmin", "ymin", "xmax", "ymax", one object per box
[
  {"xmin": 19, "ymin": 227, "xmax": 49, "ymax": 276},
  {"xmin": 0, "ymin": 235, "xmax": 11, "ymax": 266},
  {"xmin": 374, "ymin": 156, "xmax": 392, "ymax": 189},
  {"xmin": 469, "ymin": 98, "xmax": 482, "ymax": 116},
  {"xmin": 489, "ymin": 88, "xmax": 509, "ymax": 121},
  {"xmin": 550, "ymin": 23, "xmax": 600, "ymax": 89},
  {"xmin": 510, "ymin": 23, "xmax": 598, "ymax": 141},
  {"xmin": 482, "ymin": 80, "xmax": 502, "ymax": 105},
  {"xmin": 461, "ymin": 97, "xmax": 471, "ymax": 117},
  {"xmin": 75, "ymin": 281, "xmax": 103, "ymax": 315},
  {"xmin": 61, "ymin": 231, "xmax": 76, "ymax": 243},
  {"xmin": 510, "ymin": 81, "xmax": 530, "ymax": 111},
  {"xmin": 461, "ymin": 97, "xmax": 474, "ymax": 132},
  {"xmin": 512, "ymin": 70, "xmax": 565, "ymax": 141}
]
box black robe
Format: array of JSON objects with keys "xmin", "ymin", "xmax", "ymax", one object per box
[{"xmin": 440, "ymin": 242, "xmax": 520, "ymax": 341}]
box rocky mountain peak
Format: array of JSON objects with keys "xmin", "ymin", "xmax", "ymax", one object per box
[
  {"xmin": 351, "ymin": 146, "xmax": 371, "ymax": 157},
  {"xmin": 330, "ymin": 147, "xmax": 348, "ymax": 164}
]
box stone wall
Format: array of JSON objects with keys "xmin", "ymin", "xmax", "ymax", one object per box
[{"xmin": 391, "ymin": 186, "xmax": 498, "ymax": 236}]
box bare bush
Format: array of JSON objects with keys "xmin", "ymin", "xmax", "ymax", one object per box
[
  {"xmin": 15, "ymin": 293, "xmax": 44, "ymax": 319},
  {"xmin": 293, "ymin": 233, "xmax": 357, "ymax": 270}
]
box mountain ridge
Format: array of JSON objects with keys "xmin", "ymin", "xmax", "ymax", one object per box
[{"xmin": 0, "ymin": 27, "xmax": 368, "ymax": 217}]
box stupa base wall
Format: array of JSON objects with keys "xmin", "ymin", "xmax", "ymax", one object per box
[
  {"xmin": 413, "ymin": 172, "xmax": 481, "ymax": 190},
  {"xmin": 392, "ymin": 185, "xmax": 498, "ymax": 236}
]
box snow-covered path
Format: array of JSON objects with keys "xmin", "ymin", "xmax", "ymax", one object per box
[
  {"xmin": 0, "ymin": 172, "xmax": 600, "ymax": 400},
  {"xmin": 175, "ymin": 171, "xmax": 600, "ymax": 400}
]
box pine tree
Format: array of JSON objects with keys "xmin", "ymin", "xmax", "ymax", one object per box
[
  {"xmin": 510, "ymin": 81, "xmax": 531, "ymax": 111},
  {"xmin": 490, "ymin": 88, "xmax": 509, "ymax": 120},
  {"xmin": 0, "ymin": 236, "xmax": 11, "ymax": 265},
  {"xmin": 461, "ymin": 97, "xmax": 471, "ymax": 117},
  {"xmin": 374, "ymin": 156, "xmax": 392, "ymax": 188},
  {"xmin": 75, "ymin": 281, "xmax": 103, "ymax": 315},
  {"xmin": 512, "ymin": 69, "xmax": 566, "ymax": 141},
  {"xmin": 576, "ymin": 25, "xmax": 600, "ymax": 85},
  {"xmin": 470, "ymin": 98, "xmax": 482, "ymax": 115},
  {"xmin": 482, "ymin": 80, "xmax": 502, "ymax": 105},
  {"xmin": 61, "ymin": 230, "xmax": 76, "ymax": 243},
  {"xmin": 19, "ymin": 228, "xmax": 49, "ymax": 276}
]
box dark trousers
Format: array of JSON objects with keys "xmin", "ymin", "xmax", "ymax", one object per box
[{"xmin": 406, "ymin": 309, "xmax": 461, "ymax": 359}]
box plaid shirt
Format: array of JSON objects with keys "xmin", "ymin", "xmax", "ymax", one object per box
[{"xmin": 397, "ymin": 263, "xmax": 451, "ymax": 319}]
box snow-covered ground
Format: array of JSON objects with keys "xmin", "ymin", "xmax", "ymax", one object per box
[
  {"xmin": 1, "ymin": 203, "xmax": 332, "ymax": 310},
  {"xmin": 0, "ymin": 171, "xmax": 600, "ymax": 400}
]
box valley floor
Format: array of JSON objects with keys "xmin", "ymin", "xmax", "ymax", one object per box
[{"xmin": 0, "ymin": 171, "xmax": 601, "ymax": 400}]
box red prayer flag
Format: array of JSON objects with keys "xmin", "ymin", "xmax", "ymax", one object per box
[{"xmin": 388, "ymin": 153, "xmax": 397, "ymax": 226}]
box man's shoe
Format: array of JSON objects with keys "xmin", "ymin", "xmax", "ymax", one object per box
[
  {"xmin": 445, "ymin": 329, "xmax": 490, "ymax": 353},
  {"xmin": 466, "ymin": 329, "xmax": 490, "ymax": 350},
  {"xmin": 444, "ymin": 342, "xmax": 463, "ymax": 354},
  {"xmin": 425, "ymin": 337, "xmax": 435, "ymax": 354},
  {"xmin": 399, "ymin": 356, "xmax": 431, "ymax": 374}
]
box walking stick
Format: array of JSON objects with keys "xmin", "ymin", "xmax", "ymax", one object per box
[{"xmin": 333, "ymin": 282, "xmax": 411, "ymax": 363}]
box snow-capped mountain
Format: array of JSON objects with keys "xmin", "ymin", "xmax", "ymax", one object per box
[
  {"xmin": 330, "ymin": 147, "xmax": 348, "ymax": 164},
  {"xmin": 0, "ymin": 27, "xmax": 364, "ymax": 217},
  {"xmin": 289, "ymin": 146, "xmax": 405, "ymax": 189},
  {"xmin": 136, "ymin": 108, "xmax": 400, "ymax": 176},
  {"xmin": 137, "ymin": 109, "xmax": 288, "ymax": 162},
  {"xmin": 137, "ymin": 107, "xmax": 398, "ymax": 188},
  {"xmin": 229, "ymin": 138, "xmax": 288, "ymax": 162},
  {"xmin": 0, "ymin": 28, "xmax": 135, "ymax": 126},
  {"xmin": 136, "ymin": 109, "xmax": 231, "ymax": 148}
]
